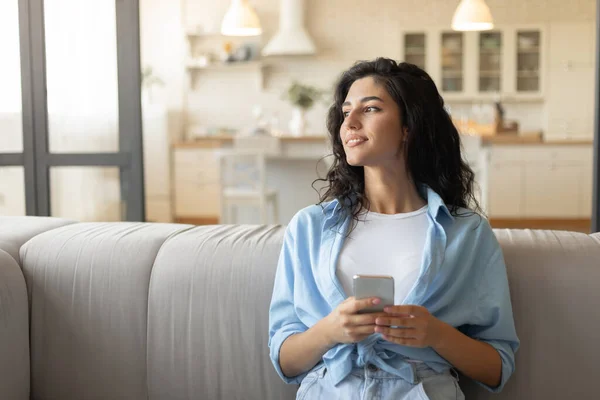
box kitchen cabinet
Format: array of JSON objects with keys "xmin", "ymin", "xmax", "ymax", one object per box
[
  {"xmin": 544, "ymin": 22, "xmax": 595, "ymax": 141},
  {"xmin": 488, "ymin": 162, "xmax": 524, "ymax": 217},
  {"xmin": 487, "ymin": 145, "xmax": 594, "ymax": 219},
  {"xmin": 403, "ymin": 33, "xmax": 426, "ymax": 70},
  {"xmin": 401, "ymin": 25, "xmax": 546, "ymax": 101},
  {"xmin": 173, "ymin": 148, "xmax": 221, "ymax": 218},
  {"xmin": 523, "ymin": 163, "xmax": 581, "ymax": 218}
]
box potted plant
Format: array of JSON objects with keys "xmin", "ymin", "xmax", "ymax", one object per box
[
  {"xmin": 284, "ymin": 81, "xmax": 324, "ymax": 136},
  {"xmin": 141, "ymin": 66, "xmax": 164, "ymax": 104}
]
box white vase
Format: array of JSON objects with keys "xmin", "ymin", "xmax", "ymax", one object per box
[{"xmin": 289, "ymin": 107, "xmax": 306, "ymax": 136}]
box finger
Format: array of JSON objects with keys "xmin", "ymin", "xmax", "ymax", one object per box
[
  {"xmin": 345, "ymin": 297, "xmax": 381, "ymax": 314},
  {"xmin": 374, "ymin": 317, "xmax": 418, "ymax": 328},
  {"xmin": 374, "ymin": 326, "xmax": 418, "ymax": 338},
  {"xmin": 343, "ymin": 324, "xmax": 378, "ymax": 341},
  {"xmin": 383, "ymin": 305, "xmax": 427, "ymax": 317},
  {"xmin": 348, "ymin": 312, "xmax": 387, "ymax": 326},
  {"xmin": 351, "ymin": 325, "xmax": 378, "ymax": 335},
  {"xmin": 381, "ymin": 335, "xmax": 420, "ymax": 347}
]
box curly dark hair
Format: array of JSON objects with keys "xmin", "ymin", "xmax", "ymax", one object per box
[{"xmin": 314, "ymin": 57, "xmax": 482, "ymax": 224}]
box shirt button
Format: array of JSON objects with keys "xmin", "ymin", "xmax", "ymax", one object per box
[{"xmin": 367, "ymin": 364, "xmax": 379, "ymax": 372}]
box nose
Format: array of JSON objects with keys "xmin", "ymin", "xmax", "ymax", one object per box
[{"xmin": 343, "ymin": 109, "xmax": 362, "ymax": 131}]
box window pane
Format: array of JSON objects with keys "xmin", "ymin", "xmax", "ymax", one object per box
[
  {"xmin": 0, "ymin": 0, "xmax": 24, "ymax": 153},
  {"xmin": 0, "ymin": 167, "xmax": 25, "ymax": 216},
  {"xmin": 50, "ymin": 167, "xmax": 122, "ymax": 221},
  {"xmin": 45, "ymin": 0, "xmax": 119, "ymax": 153}
]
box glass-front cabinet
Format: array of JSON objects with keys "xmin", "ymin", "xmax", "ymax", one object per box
[
  {"xmin": 441, "ymin": 32, "xmax": 464, "ymax": 92},
  {"xmin": 516, "ymin": 31, "xmax": 541, "ymax": 92},
  {"xmin": 403, "ymin": 33, "xmax": 426, "ymax": 70},
  {"xmin": 400, "ymin": 26, "xmax": 544, "ymax": 100},
  {"xmin": 479, "ymin": 32, "xmax": 502, "ymax": 93}
]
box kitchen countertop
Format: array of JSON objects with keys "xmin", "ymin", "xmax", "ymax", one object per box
[
  {"xmin": 172, "ymin": 132, "xmax": 594, "ymax": 148},
  {"xmin": 172, "ymin": 135, "xmax": 328, "ymax": 149}
]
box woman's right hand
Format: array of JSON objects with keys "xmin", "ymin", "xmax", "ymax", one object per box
[{"xmin": 322, "ymin": 296, "xmax": 388, "ymax": 345}]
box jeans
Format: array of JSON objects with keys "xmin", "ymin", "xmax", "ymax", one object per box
[{"xmin": 296, "ymin": 362, "xmax": 465, "ymax": 400}]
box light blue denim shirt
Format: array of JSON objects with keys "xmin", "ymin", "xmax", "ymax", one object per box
[{"xmin": 268, "ymin": 186, "xmax": 519, "ymax": 393}]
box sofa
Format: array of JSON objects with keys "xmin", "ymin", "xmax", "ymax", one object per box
[{"xmin": 1, "ymin": 216, "xmax": 599, "ymax": 400}]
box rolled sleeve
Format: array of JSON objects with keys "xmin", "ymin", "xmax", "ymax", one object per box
[
  {"xmin": 269, "ymin": 323, "xmax": 308, "ymax": 384},
  {"xmin": 268, "ymin": 222, "xmax": 309, "ymax": 384},
  {"xmin": 468, "ymin": 249, "xmax": 520, "ymax": 393}
]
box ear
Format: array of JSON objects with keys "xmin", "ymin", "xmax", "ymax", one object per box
[{"xmin": 402, "ymin": 126, "xmax": 409, "ymax": 142}]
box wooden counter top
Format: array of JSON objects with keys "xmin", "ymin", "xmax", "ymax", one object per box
[
  {"xmin": 172, "ymin": 135, "xmax": 328, "ymax": 149},
  {"xmin": 172, "ymin": 133, "xmax": 593, "ymax": 148}
]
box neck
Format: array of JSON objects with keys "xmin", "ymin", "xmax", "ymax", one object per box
[{"xmin": 363, "ymin": 163, "xmax": 426, "ymax": 214}]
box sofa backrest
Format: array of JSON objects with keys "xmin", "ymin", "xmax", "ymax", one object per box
[
  {"xmin": 0, "ymin": 216, "xmax": 76, "ymax": 263},
  {"xmin": 462, "ymin": 229, "xmax": 600, "ymax": 399},
  {"xmin": 11, "ymin": 219, "xmax": 600, "ymax": 400}
]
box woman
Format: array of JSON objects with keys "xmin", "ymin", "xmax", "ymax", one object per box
[{"xmin": 268, "ymin": 58, "xmax": 519, "ymax": 399}]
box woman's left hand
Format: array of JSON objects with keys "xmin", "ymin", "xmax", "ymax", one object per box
[{"xmin": 374, "ymin": 305, "xmax": 449, "ymax": 349}]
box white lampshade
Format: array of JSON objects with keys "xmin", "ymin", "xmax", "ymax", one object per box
[
  {"xmin": 221, "ymin": 0, "xmax": 262, "ymax": 37},
  {"xmin": 451, "ymin": 0, "xmax": 494, "ymax": 31}
]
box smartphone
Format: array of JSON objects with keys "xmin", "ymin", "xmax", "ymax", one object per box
[{"xmin": 352, "ymin": 274, "xmax": 395, "ymax": 314}]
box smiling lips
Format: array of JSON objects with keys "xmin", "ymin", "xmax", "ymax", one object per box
[{"xmin": 345, "ymin": 134, "xmax": 368, "ymax": 148}]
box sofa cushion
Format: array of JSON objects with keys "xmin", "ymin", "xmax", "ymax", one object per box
[
  {"xmin": 147, "ymin": 224, "xmax": 298, "ymax": 400},
  {"xmin": 0, "ymin": 248, "xmax": 29, "ymax": 400},
  {"xmin": 20, "ymin": 222, "xmax": 192, "ymax": 400},
  {"xmin": 0, "ymin": 216, "xmax": 76, "ymax": 264}
]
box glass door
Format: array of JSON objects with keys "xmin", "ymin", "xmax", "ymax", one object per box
[
  {"xmin": 0, "ymin": 0, "xmax": 145, "ymax": 221},
  {"xmin": 403, "ymin": 33, "xmax": 426, "ymax": 70},
  {"xmin": 479, "ymin": 32, "xmax": 502, "ymax": 93},
  {"xmin": 441, "ymin": 32, "xmax": 464, "ymax": 92},
  {"xmin": 516, "ymin": 30, "xmax": 541, "ymax": 92}
]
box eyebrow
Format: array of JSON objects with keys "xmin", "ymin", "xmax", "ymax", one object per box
[{"xmin": 342, "ymin": 96, "xmax": 384, "ymax": 107}]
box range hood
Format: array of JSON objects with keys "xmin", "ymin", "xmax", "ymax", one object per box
[{"xmin": 262, "ymin": 0, "xmax": 316, "ymax": 56}]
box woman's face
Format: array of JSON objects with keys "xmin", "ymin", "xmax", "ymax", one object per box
[{"xmin": 340, "ymin": 76, "xmax": 406, "ymax": 167}]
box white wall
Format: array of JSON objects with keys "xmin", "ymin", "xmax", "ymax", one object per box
[{"xmin": 138, "ymin": 0, "xmax": 596, "ymax": 138}]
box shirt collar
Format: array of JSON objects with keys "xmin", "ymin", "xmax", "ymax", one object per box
[
  {"xmin": 419, "ymin": 184, "xmax": 455, "ymax": 224},
  {"xmin": 320, "ymin": 184, "xmax": 455, "ymax": 227}
]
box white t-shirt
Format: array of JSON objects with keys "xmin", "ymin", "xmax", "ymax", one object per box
[{"xmin": 336, "ymin": 205, "xmax": 429, "ymax": 305}]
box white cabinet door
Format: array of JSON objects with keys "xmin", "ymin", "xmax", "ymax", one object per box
[
  {"xmin": 523, "ymin": 162, "xmax": 581, "ymax": 218},
  {"xmin": 146, "ymin": 198, "xmax": 172, "ymax": 223},
  {"xmin": 174, "ymin": 148, "xmax": 221, "ymax": 217},
  {"xmin": 488, "ymin": 162, "xmax": 524, "ymax": 217},
  {"xmin": 545, "ymin": 22, "xmax": 595, "ymax": 140},
  {"xmin": 548, "ymin": 23, "xmax": 594, "ymax": 68}
]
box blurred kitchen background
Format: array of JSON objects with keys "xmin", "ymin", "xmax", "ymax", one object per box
[{"xmin": 0, "ymin": 0, "xmax": 598, "ymax": 232}]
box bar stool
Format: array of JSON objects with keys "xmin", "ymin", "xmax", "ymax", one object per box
[{"xmin": 218, "ymin": 136, "xmax": 281, "ymax": 224}]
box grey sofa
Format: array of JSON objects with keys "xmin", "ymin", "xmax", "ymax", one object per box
[{"xmin": 1, "ymin": 216, "xmax": 599, "ymax": 400}]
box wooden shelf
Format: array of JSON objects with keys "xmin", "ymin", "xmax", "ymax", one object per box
[
  {"xmin": 186, "ymin": 60, "xmax": 263, "ymax": 70},
  {"xmin": 517, "ymin": 71, "xmax": 539, "ymax": 78},
  {"xmin": 442, "ymin": 70, "xmax": 463, "ymax": 78},
  {"xmin": 479, "ymin": 70, "xmax": 501, "ymax": 76},
  {"xmin": 480, "ymin": 49, "xmax": 502, "ymax": 54},
  {"xmin": 186, "ymin": 61, "xmax": 268, "ymax": 89},
  {"xmin": 517, "ymin": 47, "xmax": 541, "ymax": 54}
]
